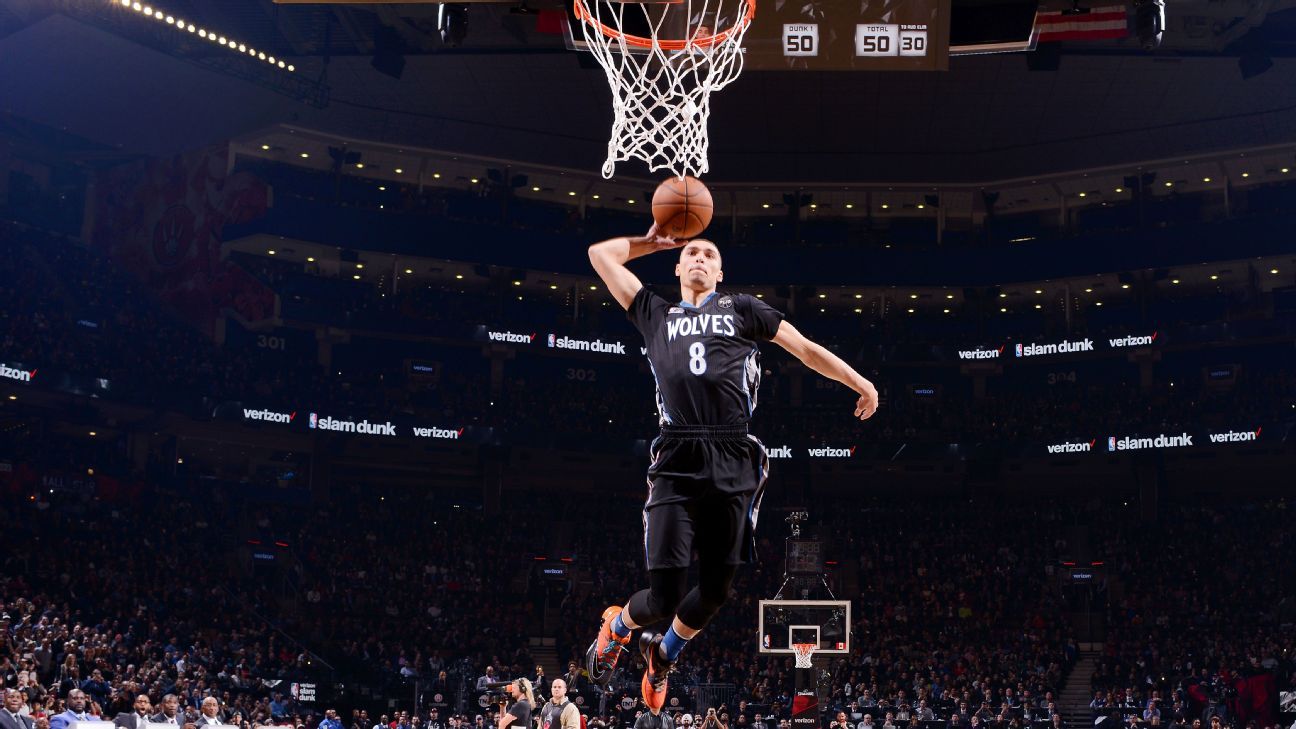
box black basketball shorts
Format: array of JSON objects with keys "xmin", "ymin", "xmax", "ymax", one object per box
[{"xmin": 642, "ymin": 424, "xmax": 770, "ymax": 571}]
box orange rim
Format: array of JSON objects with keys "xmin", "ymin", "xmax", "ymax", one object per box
[{"xmin": 573, "ymin": 0, "xmax": 755, "ymax": 51}]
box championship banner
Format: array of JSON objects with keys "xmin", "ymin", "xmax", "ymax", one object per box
[{"xmin": 87, "ymin": 145, "xmax": 276, "ymax": 335}]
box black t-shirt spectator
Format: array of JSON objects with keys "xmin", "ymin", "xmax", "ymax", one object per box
[{"xmin": 506, "ymin": 702, "xmax": 531, "ymax": 729}]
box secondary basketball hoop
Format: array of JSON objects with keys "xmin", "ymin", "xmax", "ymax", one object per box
[
  {"xmin": 572, "ymin": 0, "xmax": 756, "ymax": 179},
  {"xmin": 791, "ymin": 642, "xmax": 816, "ymax": 669}
]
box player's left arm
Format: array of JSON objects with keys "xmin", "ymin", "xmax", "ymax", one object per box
[{"xmin": 771, "ymin": 320, "xmax": 879, "ymax": 420}]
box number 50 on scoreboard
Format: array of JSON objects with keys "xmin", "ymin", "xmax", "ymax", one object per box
[{"xmin": 782, "ymin": 23, "xmax": 820, "ymax": 57}]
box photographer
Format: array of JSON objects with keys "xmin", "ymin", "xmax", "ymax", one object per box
[
  {"xmin": 498, "ymin": 680, "xmax": 535, "ymax": 729},
  {"xmin": 700, "ymin": 710, "xmax": 725, "ymax": 729}
]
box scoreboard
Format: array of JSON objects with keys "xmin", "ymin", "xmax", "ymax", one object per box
[{"xmin": 744, "ymin": 0, "xmax": 951, "ymax": 70}]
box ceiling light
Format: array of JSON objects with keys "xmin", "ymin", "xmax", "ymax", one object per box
[
  {"xmin": 1034, "ymin": 289, "xmax": 1042, "ymax": 295},
  {"xmin": 568, "ymin": 191, "xmax": 577, "ymax": 196},
  {"xmin": 1271, "ymin": 268, "xmax": 1280, "ymax": 274},
  {"xmin": 378, "ymin": 186, "xmax": 386, "ymax": 191},
  {"xmin": 845, "ymin": 203, "xmax": 854, "ymax": 209},
  {"xmin": 1210, "ymin": 274, "xmax": 1218, "ymax": 280},
  {"xmin": 1282, "ymin": 168, "xmax": 1290, "ymax": 174},
  {"xmin": 532, "ymin": 186, "xmax": 540, "ymax": 192},
  {"xmin": 1084, "ymin": 288, "xmax": 1093, "ymax": 293},
  {"xmin": 810, "ymin": 203, "xmax": 818, "ymax": 209},
  {"xmin": 513, "ymin": 280, "xmax": 521, "ymax": 286},
  {"xmin": 88, "ymin": 431, "xmax": 97, "ymax": 437},
  {"xmin": 404, "ymin": 269, "xmax": 413, "ymax": 274},
  {"xmin": 1202, "ymin": 177, "xmax": 1211, "ymax": 182},
  {"xmin": 1121, "ymin": 283, "xmax": 1130, "ymax": 289},
  {"xmin": 881, "ymin": 204, "xmax": 889, "ymax": 209},
  {"xmin": 1095, "ymin": 301, "xmax": 1103, "ymax": 306},
  {"xmin": 7, "ymin": 395, "xmax": 15, "ymax": 401},
  {"xmin": 1115, "ymin": 187, "xmax": 1124, "ymax": 193},
  {"xmin": 300, "ymin": 152, "xmax": 309, "ymax": 158},
  {"xmin": 909, "ymin": 294, "xmax": 918, "ymax": 299},
  {"xmin": 1000, "ymin": 307, "xmax": 1007, "ymax": 313},
  {"xmin": 395, "ymin": 168, "xmax": 404, "ymax": 174},
  {"xmin": 762, "ymin": 204, "xmax": 770, "ymax": 209},
  {"xmin": 267, "ymin": 250, "xmax": 276, "ymax": 255},
  {"xmin": 432, "ymin": 173, "xmax": 441, "ymax": 179},
  {"xmin": 1171, "ymin": 278, "xmax": 1180, "ymax": 284},
  {"xmin": 756, "ymin": 294, "xmax": 763, "ymax": 298},
  {"xmin": 818, "ymin": 294, "xmax": 827, "ymax": 299},
  {"xmin": 999, "ymin": 293, "xmax": 1007, "ymax": 298},
  {"xmin": 945, "ymin": 294, "xmax": 954, "ymax": 300},
  {"xmin": 592, "ymin": 194, "xmax": 600, "ymax": 200},
  {"xmin": 306, "ymin": 257, "xmax": 315, "ymax": 262},
  {"xmin": 1241, "ymin": 172, "xmax": 1250, "ymax": 178},
  {"xmin": 943, "ymin": 308, "xmax": 950, "ymax": 314},
  {"xmin": 550, "ymin": 284, "xmax": 558, "ymax": 290},
  {"xmin": 455, "ymin": 274, "xmax": 464, "ymax": 280},
  {"xmin": 260, "ymin": 144, "xmax": 270, "ymax": 150},
  {"xmin": 353, "ymin": 274, "xmax": 361, "ymax": 280},
  {"xmin": 1165, "ymin": 181, "xmax": 1173, "ymax": 187},
  {"xmin": 589, "ymin": 285, "xmax": 597, "ymax": 291},
  {"xmin": 906, "ymin": 308, "xmax": 914, "ymax": 314},
  {"xmin": 627, "ymin": 199, "xmax": 636, "ymax": 204},
  {"xmin": 355, "ymin": 263, "xmax": 364, "ymax": 269},
  {"xmin": 1078, "ymin": 192, "xmax": 1087, "ymax": 198},
  {"xmin": 355, "ymin": 163, "xmax": 364, "ymax": 169},
  {"xmin": 470, "ymin": 178, "xmax": 479, "ymax": 184},
  {"xmin": 1034, "ymin": 304, "xmax": 1042, "ymax": 309},
  {"xmin": 854, "ymin": 294, "xmax": 863, "ymax": 299},
  {"xmin": 854, "ymin": 308, "xmax": 862, "ymax": 313},
  {"xmin": 916, "ymin": 204, "xmax": 925, "ymax": 209}
]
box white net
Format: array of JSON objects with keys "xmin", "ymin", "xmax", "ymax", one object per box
[
  {"xmin": 574, "ymin": 0, "xmax": 755, "ymax": 179},
  {"xmin": 792, "ymin": 644, "xmax": 816, "ymax": 669}
]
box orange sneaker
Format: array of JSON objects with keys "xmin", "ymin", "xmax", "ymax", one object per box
[
  {"xmin": 585, "ymin": 605, "xmax": 631, "ymax": 687},
  {"xmin": 638, "ymin": 632, "xmax": 674, "ymax": 714}
]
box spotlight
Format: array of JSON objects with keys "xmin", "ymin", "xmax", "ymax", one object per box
[
  {"xmin": 437, "ymin": 4, "xmax": 470, "ymax": 46},
  {"xmin": 1134, "ymin": 0, "xmax": 1165, "ymax": 51}
]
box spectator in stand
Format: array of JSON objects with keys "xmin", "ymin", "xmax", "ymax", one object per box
[
  {"xmin": 196, "ymin": 699, "xmax": 223, "ymax": 727},
  {"xmin": 152, "ymin": 696, "xmax": 182, "ymax": 726},
  {"xmin": 49, "ymin": 691, "xmax": 97, "ymax": 729},
  {"xmin": 3, "ymin": 690, "xmax": 35, "ymax": 729},
  {"xmin": 318, "ymin": 710, "xmax": 343, "ymax": 729},
  {"xmin": 113, "ymin": 696, "xmax": 152, "ymax": 729}
]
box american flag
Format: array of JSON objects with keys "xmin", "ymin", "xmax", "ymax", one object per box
[{"xmin": 1034, "ymin": 4, "xmax": 1128, "ymax": 42}]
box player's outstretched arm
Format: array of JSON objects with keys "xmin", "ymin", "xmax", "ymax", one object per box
[
  {"xmin": 587, "ymin": 224, "xmax": 684, "ymax": 310},
  {"xmin": 771, "ymin": 320, "xmax": 879, "ymax": 420}
]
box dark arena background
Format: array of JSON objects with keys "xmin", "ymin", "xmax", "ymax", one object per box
[{"xmin": 0, "ymin": 3, "xmax": 1294, "ymax": 729}]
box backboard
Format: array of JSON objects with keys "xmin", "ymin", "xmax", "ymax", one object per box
[{"xmin": 757, "ymin": 599, "xmax": 850, "ymax": 656}]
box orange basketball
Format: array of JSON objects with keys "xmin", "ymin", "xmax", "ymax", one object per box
[{"xmin": 652, "ymin": 176, "xmax": 714, "ymax": 239}]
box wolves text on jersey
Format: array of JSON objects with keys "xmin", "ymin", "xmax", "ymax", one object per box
[{"xmin": 665, "ymin": 313, "xmax": 737, "ymax": 342}]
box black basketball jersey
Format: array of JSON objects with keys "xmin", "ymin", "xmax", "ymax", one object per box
[{"xmin": 628, "ymin": 287, "xmax": 785, "ymax": 426}]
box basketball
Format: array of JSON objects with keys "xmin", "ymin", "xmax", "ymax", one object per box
[{"xmin": 652, "ymin": 176, "xmax": 714, "ymax": 239}]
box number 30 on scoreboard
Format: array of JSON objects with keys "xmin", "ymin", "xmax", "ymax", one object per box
[{"xmin": 782, "ymin": 23, "xmax": 819, "ymax": 57}]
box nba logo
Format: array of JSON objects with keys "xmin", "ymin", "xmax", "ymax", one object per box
[
  {"xmin": 547, "ymin": 333, "xmax": 556, "ymax": 348},
  {"xmin": 1014, "ymin": 343, "xmax": 1023, "ymax": 357},
  {"xmin": 309, "ymin": 412, "xmax": 318, "ymax": 429},
  {"xmin": 1107, "ymin": 436, "xmax": 1116, "ymax": 452}
]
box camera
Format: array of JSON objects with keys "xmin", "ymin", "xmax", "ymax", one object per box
[{"xmin": 481, "ymin": 681, "xmax": 515, "ymax": 706}]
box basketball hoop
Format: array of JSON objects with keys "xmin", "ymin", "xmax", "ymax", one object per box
[
  {"xmin": 792, "ymin": 643, "xmax": 816, "ymax": 669},
  {"xmin": 572, "ymin": 0, "xmax": 756, "ymax": 179}
]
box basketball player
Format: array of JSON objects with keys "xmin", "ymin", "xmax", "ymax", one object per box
[{"xmin": 584, "ymin": 224, "xmax": 878, "ymax": 712}]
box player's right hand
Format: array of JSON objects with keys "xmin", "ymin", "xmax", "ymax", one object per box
[{"xmin": 645, "ymin": 223, "xmax": 685, "ymax": 250}]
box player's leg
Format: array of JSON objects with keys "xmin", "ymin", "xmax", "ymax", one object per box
[
  {"xmin": 586, "ymin": 500, "xmax": 693, "ymax": 685},
  {"xmin": 639, "ymin": 492, "xmax": 744, "ymax": 712}
]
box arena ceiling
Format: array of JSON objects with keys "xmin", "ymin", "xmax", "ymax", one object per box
[{"xmin": 3, "ymin": 0, "xmax": 1296, "ymax": 182}]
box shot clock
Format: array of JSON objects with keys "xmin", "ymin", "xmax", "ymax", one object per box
[{"xmin": 754, "ymin": 0, "xmax": 950, "ymax": 70}]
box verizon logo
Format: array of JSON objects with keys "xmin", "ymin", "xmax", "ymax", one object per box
[
  {"xmin": 412, "ymin": 426, "xmax": 464, "ymax": 440},
  {"xmin": 1107, "ymin": 432, "xmax": 1193, "ymax": 451},
  {"xmin": 764, "ymin": 445, "xmax": 792, "ymax": 459},
  {"xmin": 487, "ymin": 330, "xmax": 535, "ymax": 344},
  {"xmin": 0, "ymin": 364, "xmax": 36, "ymax": 383},
  {"xmin": 807, "ymin": 446, "xmax": 855, "ymax": 458},
  {"xmin": 957, "ymin": 345, "xmax": 1004, "ymax": 360},
  {"xmin": 1208, "ymin": 427, "xmax": 1260, "ymax": 443},
  {"xmin": 1108, "ymin": 332, "xmax": 1158, "ymax": 348},
  {"xmin": 1016, "ymin": 339, "xmax": 1094, "ymax": 357},
  {"xmin": 308, "ymin": 413, "xmax": 397, "ymax": 436},
  {"xmin": 242, "ymin": 408, "xmax": 296, "ymax": 424},
  {"xmin": 1046, "ymin": 439, "xmax": 1095, "ymax": 454}
]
